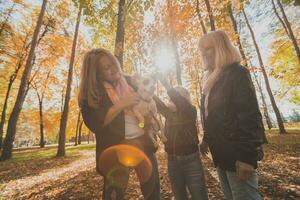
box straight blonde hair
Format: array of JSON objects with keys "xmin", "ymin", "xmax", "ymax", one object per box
[
  {"xmin": 199, "ymin": 30, "xmax": 241, "ymax": 95},
  {"xmin": 78, "ymin": 48, "xmax": 121, "ymax": 108}
]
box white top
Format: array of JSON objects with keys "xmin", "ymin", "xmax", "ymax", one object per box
[{"xmin": 125, "ymin": 115, "xmax": 145, "ymax": 139}]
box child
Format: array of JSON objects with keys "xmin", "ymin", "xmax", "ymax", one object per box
[{"xmin": 154, "ymin": 75, "xmax": 209, "ymax": 200}]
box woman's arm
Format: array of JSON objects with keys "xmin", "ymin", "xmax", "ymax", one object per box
[
  {"xmin": 103, "ymin": 93, "xmax": 140, "ymax": 126},
  {"xmin": 81, "ymin": 93, "xmax": 140, "ymax": 133},
  {"xmin": 233, "ymin": 67, "xmax": 265, "ymax": 166}
]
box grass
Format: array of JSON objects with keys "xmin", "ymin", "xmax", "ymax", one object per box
[
  {"xmin": 265, "ymin": 128, "xmax": 300, "ymax": 145},
  {"xmin": 0, "ymin": 144, "xmax": 95, "ymax": 166}
]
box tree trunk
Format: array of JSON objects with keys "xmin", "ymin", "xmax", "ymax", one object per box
[
  {"xmin": 0, "ymin": 3, "xmax": 15, "ymax": 36},
  {"xmin": 271, "ymin": 0, "xmax": 290, "ymax": 37},
  {"xmin": 227, "ymin": 3, "xmax": 247, "ymax": 66},
  {"xmin": 171, "ymin": 36, "xmax": 182, "ymax": 85},
  {"xmin": 204, "ymin": 0, "xmax": 215, "ymax": 31},
  {"xmin": 0, "ymin": 77, "xmax": 14, "ymax": 150},
  {"xmin": 75, "ymin": 111, "xmax": 81, "ymax": 146},
  {"xmin": 276, "ymin": 0, "xmax": 300, "ymax": 64},
  {"xmin": 0, "ymin": 37, "xmax": 31, "ymax": 150},
  {"xmin": 196, "ymin": 0, "xmax": 207, "ymax": 34},
  {"xmin": 114, "ymin": 0, "xmax": 126, "ymax": 68},
  {"xmin": 56, "ymin": 5, "xmax": 82, "ymax": 157},
  {"xmin": 1, "ymin": 0, "xmax": 48, "ymax": 161},
  {"xmin": 39, "ymin": 101, "xmax": 45, "ymax": 148},
  {"xmin": 78, "ymin": 120, "xmax": 83, "ymax": 145},
  {"xmin": 242, "ymin": 8, "xmax": 286, "ymax": 134},
  {"xmin": 87, "ymin": 130, "xmax": 90, "ymax": 144},
  {"xmin": 253, "ymin": 72, "xmax": 273, "ymax": 130}
]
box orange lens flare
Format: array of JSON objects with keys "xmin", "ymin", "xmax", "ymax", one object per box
[{"xmin": 99, "ymin": 144, "xmax": 153, "ymax": 184}]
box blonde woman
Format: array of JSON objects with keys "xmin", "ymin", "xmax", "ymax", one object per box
[
  {"xmin": 78, "ymin": 48, "xmax": 160, "ymax": 200},
  {"xmin": 199, "ymin": 30, "xmax": 267, "ymax": 200}
]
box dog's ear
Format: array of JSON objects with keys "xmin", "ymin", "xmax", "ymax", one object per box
[
  {"xmin": 131, "ymin": 73, "xmax": 142, "ymax": 86},
  {"xmin": 150, "ymin": 72, "xmax": 160, "ymax": 82}
]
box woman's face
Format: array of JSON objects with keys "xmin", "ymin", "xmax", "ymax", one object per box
[
  {"xmin": 98, "ymin": 55, "xmax": 121, "ymax": 83},
  {"xmin": 199, "ymin": 40, "xmax": 215, "ymax": 71}
]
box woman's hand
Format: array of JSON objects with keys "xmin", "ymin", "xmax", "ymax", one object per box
[
  {"xmin": 235, "ymin": 161, "xmax": 254, "ymax": 181},
  {"xmin": 200, "ymin": 141, "xmax": 209, "ymax": 156},
  {"xmin": 120, "ymin": 93, "xmax": 140, "ymax": 109}
]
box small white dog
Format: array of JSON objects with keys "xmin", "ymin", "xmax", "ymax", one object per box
[{"xmin": 132, "ymin": 75, "xmax": 167, "ymax": 147}]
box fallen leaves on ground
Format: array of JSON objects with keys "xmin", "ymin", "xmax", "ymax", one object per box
[{"xmin": 0, "ymin": 130, "xmax": 299, "ymax": 200}]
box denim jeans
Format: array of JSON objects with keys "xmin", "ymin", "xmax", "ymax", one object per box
[
  {"xmin": 217, "ymin": 167, "xmax": 262, "ymax": 200},
  {"xmin": 103, "ymin": 150, "xmax": 160, "ymax": 200},
  {"xmin": 167, "ymin": 152, "xmax": 209, "ymax": 200}
]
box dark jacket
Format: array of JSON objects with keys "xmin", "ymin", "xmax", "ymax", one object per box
[
  {"xmin": 154, "ymin": 88, "xmax": 199, "ymax": 155},
  {"xmin": 201, "ymin": 63, "xmax": 267, "ymax": 171},
  {"xmin": 80, "ymin": 76, "xmax": 156, "ymax": 175}
]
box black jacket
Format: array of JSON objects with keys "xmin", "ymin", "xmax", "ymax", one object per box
[
  {"xmin": 154, "ymin": 88, "xmax": 199, "ymax": 155},
  {"xmin": 80, "ymin": 76, "xmax": 156, "ymax": 175},
  {"xmin": 201, "ymin": 63, "xmax": 267, "ymax": 171}
]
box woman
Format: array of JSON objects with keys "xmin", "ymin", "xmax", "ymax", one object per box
[
  {"xmin": 78, "ymin": 48, "xmax": 160, "ymax": 200},
  {"xmin": 153, "ymin": 75, "xmax": 209, "ymax": 200},
  {"xmin": 199, "ymin": 30, "xmax": 267, "ymax": 200}
]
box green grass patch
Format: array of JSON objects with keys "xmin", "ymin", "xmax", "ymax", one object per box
[
  {"xmin": 0, "ymin": 144, "xmax": 95, "ymax": 166},
  {"xmin": 265, "ymin": 129, "xmax": 300, "ymax": 145}
]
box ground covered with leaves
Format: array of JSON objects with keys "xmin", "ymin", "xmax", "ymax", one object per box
[{"xmin": 0, "ymin": 129, "xmax": 299, "ymax": 200}]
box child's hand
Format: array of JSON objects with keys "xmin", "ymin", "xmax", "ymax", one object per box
[{"xmin": 157, "ymin": 74, "xmax": 171, "ymax": 90}]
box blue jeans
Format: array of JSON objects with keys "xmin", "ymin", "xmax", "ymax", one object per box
[
  {"xmin": 103, "ymin": 150, "xmax": 160, "ymax": 200},
  {"xmin": 168, "ymin": 152, "xmax": 209, "ymax": 200},
  {"xmin": 217, "ymin": 167, "xmax": 262, "ymax": 200}
]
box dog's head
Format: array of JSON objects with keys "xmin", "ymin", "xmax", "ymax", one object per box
[{"xmin": 134, "ymin": 75, "xmax": 157, "ymax": 101}]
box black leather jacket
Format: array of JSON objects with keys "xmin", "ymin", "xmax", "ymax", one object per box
[
  {"xmin": 154, "ymin": 88, "xmax": 199, "ymax": 155},
  {"xmin": 201, "ymin": 63, "xmax": 267, "ymax": 171}
]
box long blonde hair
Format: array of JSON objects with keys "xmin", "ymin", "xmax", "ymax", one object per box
[
  {"xmin": 78, "ymin": 48, "xmax": 121, "ymax": 108},
  {"xmin": 199, "ymin": 30, "xmax": 241, "ymax": 95}
]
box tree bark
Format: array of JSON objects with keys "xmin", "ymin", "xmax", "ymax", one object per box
[
  {"xmin": 253, "ymin": 72, "xmax": 273, "ymax": 129},
  {"xmin": 74, "ymin": 111, "xmax": 81, "ymax": 146},
  {"xmin": 204, "ymin": 0, "xmax": 215, "ymax": 31},
  {"xmin": 56, "ymin": 5, "xmax": 82, "ymax": 157},
  {"xmin": 78, "ymin": 120, "xmax": 83, "ymax": 145},
  {"xmin": 227, "ymin": 3, "xmax": 248, "ymax": 66},
  {"xmin": 271, "ymin": 0, "xmax": 290, "ymax": 37},
  {"xmin": 171, "ymin": 36, "xmax": 182, "ymax": 85},
  {"xmin": 114, "ymin": 0, "xmax": 126, "ymax": 68},
  {"xmin": 0, "ymin": 3, "xmax": 15, "ymax": 36},
  {"xmin": 276, "ymin": 0, "xmax": 300, "ymax": 64},
  {"xmin": 242, "ymin": 8, "xmax": 286, "ymax": 134},
  {"xmin": 38, "ymin": 101, "xmax": 45, "ymax": 148},
  {"xmin": 196, "ymin": 0, "xmax": 207, "ymax": 34},
  {"xmin": 0, "ymin": 77, "xmax": 14, "ymax": 150},
  {"xmin": 1, "ymin": 0, "xmax": 48, "ymax": 160}
]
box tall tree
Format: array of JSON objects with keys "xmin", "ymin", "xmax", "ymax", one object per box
[
  {"xmin": 196, "ymin": 0, "xmax": 207, "ymax": 34},
  {"xmin": 1, "ymin": 0, "xmax": 48, "ymax": 160},
  {"xmin": 31, "ymin": 69, "xmax": 52, "ymax": 148},
  {"xmin": 114, "ymin": 0, "xmax": 126, "ymax": 67},
  {"xmin": 253, "ymin": 71, "xmax": 273, "ymax": 130},
  {"xmin": 242, "ymin": 8, "xmax": 286, "ymax": 134},
  {"xmin": 275, "ymin": 0, "xmax": 300, "ymax": 64},
  {"xmin": 204, "ymin": 0, "xmax": 215, "ymax": 31},
  {"xmin": 0, "ymin": 2, "xmax": 15, "ymax": 37},
  {"xmin": 227, "ymin": 3, "xmax": 247, "ymax": 66},
  {"xmin": 56, "ymin": 3, "xmax": 82, "ymax": 157}
]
